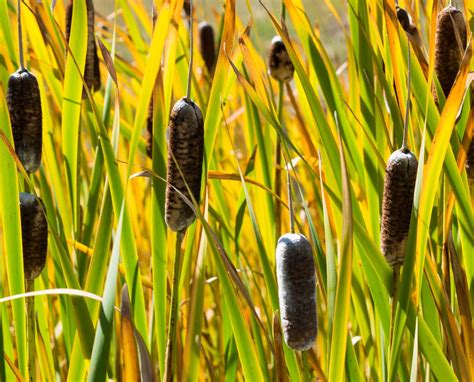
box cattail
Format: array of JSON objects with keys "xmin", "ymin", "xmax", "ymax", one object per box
[
  {"xmin": 6, "ymin": 68, "xmax": 43, "ymax": 173},
  {"xmin": 268, "ymin": 36, "xmax": 294, "ymax": 83},
  {"xmin": 165, "ymin": 97, "xmax": 204, "ymax": 232},
  {"xmin": 276, "ymin": 233, "xmax": 317, "ymax": 351},
  {"xmin": 183, "ymin": 0, "xmax": 191, "ymax": 17},
  {"xmin": 396, "ymin": 6, "xmax": 412, "ymax": 33},
  {"xmin": 65, "ymin": 0, "xmax": 101, "ymax": 97},
  {"xmin": 466, "ymin": 141, "xmax": 474, "ymax": 183},
  {"xmin": 198, "ymin": 22, "xmax": 216, "ymax": 75},
  {"xmin": 19, "ymin": 193, "xmax": 48, "ymax": 280},
  {"xmin": 434, "ymin": 6, "xmax": 466, "ymax": 97},
  {"xmin": 381, "ymin": 149, "xmax": 418, "ymax": 267}
]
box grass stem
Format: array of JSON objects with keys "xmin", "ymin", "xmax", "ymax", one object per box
[
  {"xmin": 186, "ymin": 0, "xmax": 194, "ymax": 100},
  {"xmin": 26, "ymin": 278, "xmax": 35, "ymax": 382},
  {"xmin": 18, "ymin": 0, "xmax": 24, "ymax": 70},
  {"xmin": 163, "ymin": 229, "xmax": 185, "ymax": 382}
]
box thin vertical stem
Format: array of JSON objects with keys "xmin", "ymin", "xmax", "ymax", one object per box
[
  {"xmin": 26, "ymin": 278, "xmax": 35, "ymax": 382},
  {"xmin": 18, "ymin": 0, "xmax": 25, "ymax": 70},
  {"xmin": 402, "ymin": 47, "xmax": 411, "ymax": 150},
  {"xmin": 163, "ymin": 229, "xmax": 186, "ymax": 382},
  {"xmin": 186, "ymin": 0, "xmax": 194, "ymax": 100}
]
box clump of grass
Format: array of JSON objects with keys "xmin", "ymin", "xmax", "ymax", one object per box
[
  {"xmin": 65, "ymin": 0, "xmax": 101, "ymax": 97},
  {"xmin": 268, "ymin": 36, "xmax": 294, "ymax": 83},
  {"xmin": 276, "ymin": 233, "xmax": 317, "ymax": 351},
  {"xmin": 434, "ymin": 5, "xmax": 466, "ymax": 98}
]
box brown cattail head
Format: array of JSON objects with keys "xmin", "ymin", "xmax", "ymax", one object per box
[
  {"xmin": 198, "ymin": 22, "xmax": 216, "ymax": 75},
  {"xmin": 268, "ymin": 36, "xmax": 294, "ymax": 83},
  {"xmin": 165, "ymin": 97, "xmax": 204, "ymax": 232},
  {"xmin": 276, "ymin": 233, "xmax": 317, "ymax": 351},
  {"xmin": 7, "ymin": 68, "xmax": 43, "ymax": 173},
  {"xmin": 381, "ymin": 148, "xmax": 418, "ymax": 268},
  {"xmin": 65, "ymin": 0, "xmax": 101, "ymax": 97},
  {"xmin": 466, "ymin": 141, "xmax": 474, "ymax": 183},
  {"xmin": 20, "ymin": 193, "xmax": 48, "ymax": 280},
  {"xmin": 434, "ymin": 6, "xmax": 467, "ymax": 98}
]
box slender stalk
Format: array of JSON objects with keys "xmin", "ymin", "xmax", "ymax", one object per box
[
  {"xmin": 274, "ymin": 82, "xmax": 284, "ymax": 239},
  {"xmin": 163, "ymin": 229, "xmax": 185, "ymax": 382},
  {"xmin": 402, "ymin": 47, "xmax": 411, "ymax": 151},
  {"xmin": 186, "ymin": 0, "xmax": 194, "ymax": 100},
  {"xmin": 18, "ymin": 0, "xmax": 25, "ymax": 70},
  {"xmin": 26, "ymin": 278, "xmax": 35, "ymax": 382}
]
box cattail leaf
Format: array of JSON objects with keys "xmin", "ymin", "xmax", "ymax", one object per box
[
  {"xmin": 88, "ymin": 201, "xmax": 125, "ymax": 382},
  {"xmin": 328, "ymin": 134, "xmax": 353, "ymax": 382},
  {"xmin": 62, "ymin": 0, "xmax": 88, "ymax": 229},
  {"xmin": 0, "ymin": 81, "xmax": 27, "ymax": 378},
  {"xmin": 416, "ymin": 42, "xmax": 473, "ymax": 270},
  {"xmin": 120, "ymin": 285, "xmax": 140, "ymax": 381},
  {"xmin": 97, "ymin": 37, "xmax": 117, "ymax": 87}
]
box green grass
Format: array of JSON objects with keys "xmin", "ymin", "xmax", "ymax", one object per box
[{"xmin": 0, "ymin": 0, "xmax": 473, "ymax": 380}]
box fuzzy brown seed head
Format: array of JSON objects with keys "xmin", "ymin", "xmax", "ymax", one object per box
[
  {"xmin": 381, "ymin": 149, "xmax": 418, "ymax": 268},
  {"xmin": 165, "ymin": 98, "xmax": 204, "ymax": 232},
  {"xmin": 20, "ymin": 193, "xmax": 48, "ymax": 280},
  {"xmin": 6, "ymin": 69, "xmax": 43, "ymax": 173},
  {"xmin": 276, "ymin": 233, "xmax": 317, "ymax": 351},
  {"xmin": 466, "ymin": 141, "xmax": 474, "ymax": 184},
  {"xmin": 183, "ymin": 0, "xmax": 191, "ymax": 17},
  {"xmin": 65, "ymin": 0, "xmax": 100, "ymax": 97},
  {"xmin": 434, "ymin": 6, "xmax": 467, "ymax": 98},
  {"xmin": 199, "ymin": 22, "xmax": 216, "ymax": 76},
  {"xmin": 268, "ymin": 36, "xmax": 294, "ymax": 83}
]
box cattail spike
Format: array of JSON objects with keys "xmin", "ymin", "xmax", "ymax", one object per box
[
  {"xmin": 165, "ymin": 97, "xmax": 204, "ymax": 232},
  {"xmin": 268, "ymin": 36, "xmax": 294, "ymax": 83},
  {"xmin": 198, "ymin": 22, "xmax": 216, "ymax": 75},
  {"xmin": 7, "ymin": 68, "xmax": 43, "ymax": 173},
  {"xmin": 434, "ymin": 6, "xmax": 467, "ymax": 98},
  {"xmin": 20, "ymin": 193, "xmax": 48, "ymax": 280},
  {"xmin": 381, "ymin": 148, "xmax": 418, "ymax": 267},
  {"xmin": 466, "ymin": 141, "xmax": 474, "ymax": 183},
  {"xmin": 276, "ymin": 233, "xmax": 317, "ymax": 351},
  {"xmin": 65, "ymin": 0, "xmax": 101, "ymax": 97}
]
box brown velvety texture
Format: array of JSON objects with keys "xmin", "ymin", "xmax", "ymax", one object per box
[
  {"xmin": 466, "ymin": 141, "xmax": 474, "ymax": 183},
  {"xmin": 268, "ymin": 37, "xmax": 294, "ymax": 83},
  {"xmin": 165, "ymin": 98, "xmax": 204, "ymax": 232},
  {"xmin": 434, "ymin": 6, "xmax": 466, "ymax": 98},
  {"xmin": 20, "ymin": 193, "xmax": 48, "ymax": 280},
  {"xmin": 7, "ymin": 69, "xmax": 43, "ymax": 173},
  {"xmin": 381, "ymin": 149, "xmax": 418, "ymax": 268},
  {"xmin": 65, "ymin": 0, "xmax": 101, "ymax": 97},
  {"xmin": 199, "ymin": 22, "xmax": 216, "ymax": 75},
  {"xmin": 276, "ymin": 233, "xmax": 317, "ymax": 351}
]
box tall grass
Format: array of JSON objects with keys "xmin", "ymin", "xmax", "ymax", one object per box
[{"xmin": 0, "ymin": 0, "xmax": 473, "ymax": 380}]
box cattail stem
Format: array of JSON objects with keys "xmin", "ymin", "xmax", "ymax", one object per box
[
  {"xmin": 163, "ymin": 229, "xmax": 185, "ymax": 382},
  {"xmin": 186, "ymin": 0, "xmax": 194, "ymax": 100},
  {"xmin": 26, "ymin": 278, "xmax": 35, "ymax": 382},
  {"xmin": 275, "ymin": 82, "xmax": 284, "ymax": 239},
  {"xmin": 17, "ymin": 0, "xmax": 24, "ymax": 70},
  {"xmin": 402, "ymin": 47, "xmax": 411, "ymax": 151}
]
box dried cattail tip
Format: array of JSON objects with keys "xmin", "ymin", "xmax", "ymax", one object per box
[
  {"xmin": 165, "ymin": 97, "xmax": 204, "ymax": 232},
  {"xmin": 183, "ymin": 0, "xmax": 191, "ymax": 17},
  {"xmin": 268, "ymin": 36, "xmax": 294, "ymax": 83},
  {"xmin": 65, "ymin": 0, "xmax": 101, "ymax": 97},
  {"xmin": 381, "ymin": 148, "xmax": 418, "ymax": 268},
  {"xmin": 434, "ymin": 6, "xmax": 467, "ymax": 97},
  {"xmin": 19, "ymin": 193, "xmax": 48, "ymax": 280},
  {"xmin": 466, "ymin": 141, "xmax": 474, "ymax": 183},
  {"xmin": 276, "ymin": 233, "xmax": 317, "ymax": 351},
  {"xmin": 396, "ymin": 6, "xmax": 415, "ymax": 34},
  {"xmin": 198, "ymin": 22, "xmax": 216, "ymax": 75},
  {"xmin": 7, "ymin": 68, "xmax": 43, "ymax": 173}
]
